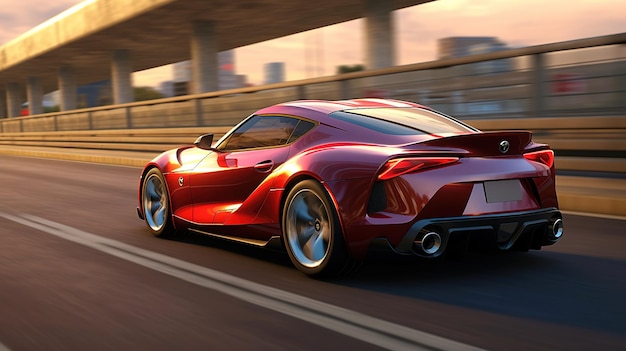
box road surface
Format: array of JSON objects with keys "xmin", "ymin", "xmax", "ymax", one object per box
[{"xmin": 0, "ymin": 155, "xmax": 624, "ymax": 350}]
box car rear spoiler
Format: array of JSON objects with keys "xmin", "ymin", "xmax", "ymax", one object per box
[{"xmin": 405, "ymin": 131, "xmax": 541, "ymax": 156}]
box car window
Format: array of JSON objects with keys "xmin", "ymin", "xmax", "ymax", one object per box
[
  {"xmin": 331, "ymin": 107, "xmax": 477, "ymax": 135},
  {"xmin": 287, "ymin": 120, "xmax": 316, "ymax": 143},
  {"xmin": 218, "ymin": 115, "xmax": 312, "ymax": 151}
]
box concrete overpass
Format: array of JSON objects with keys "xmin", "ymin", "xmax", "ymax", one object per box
[{"xmin": 0, "ymin": 0, "xmax": 434, "ymax": 117}]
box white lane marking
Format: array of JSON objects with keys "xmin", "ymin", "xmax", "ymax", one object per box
[{"xmin": 0, "ymin": 211, "xmax": 485, "ymax": 351}]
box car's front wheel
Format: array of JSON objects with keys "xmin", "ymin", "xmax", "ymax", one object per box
[
  {"xmin": 282, "ymin": 180, "xmax": 358, "ymax": 277},
  {"xmin": 141, "ymin": 168, "xmax": 175, "ymax": 238}
]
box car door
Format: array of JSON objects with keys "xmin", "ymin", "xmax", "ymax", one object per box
[{"xmin": 188, "ymin": 115, "xmax": 302, "ymax": 224}]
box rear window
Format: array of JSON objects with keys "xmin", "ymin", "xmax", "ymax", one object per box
[{"xmin": 330, "ymin": 107, "xmax": 476, "ymax": 135}]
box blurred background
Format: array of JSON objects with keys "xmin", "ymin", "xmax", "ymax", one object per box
[
  {"xmin": 0, "ymin": 2, "xmax": 625, "ymax": 351},
  {"xmin": 0, "ymin": 0, "xmax": 624, "ymax": 117}
]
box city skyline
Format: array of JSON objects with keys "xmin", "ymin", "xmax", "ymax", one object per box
[{"xmin": 0, "ymin": 0, "xmax": 624, "ymax": 88}]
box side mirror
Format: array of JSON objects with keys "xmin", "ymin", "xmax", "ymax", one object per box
[{"xmin": 194, "ymin": 133, "xmax": 216, "ymax": 150}]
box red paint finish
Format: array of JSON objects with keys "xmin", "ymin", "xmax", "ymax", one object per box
[{"xmin": 138, "ymin": 98, "xmax": 562, "ymax": 262}]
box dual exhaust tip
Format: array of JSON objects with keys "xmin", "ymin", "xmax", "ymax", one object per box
[
  {"xmin": 413, "ymin": 230, "xmax": 443, "ymax": 256},
  {"xmin": 551, "ymin": 218, "xmax": 564, "ymax": 240},
  {"xmin": 413, "ymin": 218, "xmax": 564, "ymax": 256}
]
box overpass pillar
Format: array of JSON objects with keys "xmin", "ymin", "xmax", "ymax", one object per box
[
  {"xmin": 364, "ymin": 0, "xmax": 395, "ymax": 69},
  {"xmin": 191, "ymin": 21, "xmax": 219, "ymax": 93},
  {"xmin": 27, "ymin": 77, "xmax": 43, "ymax": 115},
  {"xmin": 111, "ymin": 50, "xmax": 133, "ymax": 104},
  {"xmin": 6, "ymin": 82, "xmax": 22, "ymax": 117},
  {"xmin": 0, "ymin": 91, "xmax": 6, "ymax": 118},
  {"xmin": 58, "ymin": 66, "xmax": 77, "ymax": 111}
]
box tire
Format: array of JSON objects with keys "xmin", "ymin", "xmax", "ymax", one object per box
[
  {"xmin": 141, "ymin": 168, "xmax": 175, "ymax": 238},
  {"xmin": 282, "ymin": 180, "xmax": 358, "ymax": 277}
]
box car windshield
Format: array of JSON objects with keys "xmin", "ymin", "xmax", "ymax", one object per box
[{"xmin": 331, "ymin": 107, "xmax": 477, "ymax": 135}]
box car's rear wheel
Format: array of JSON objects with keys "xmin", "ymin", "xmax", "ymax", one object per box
[
  {"xmin": 282, "ymin": 180, "xmax": 357, "ymax": 277},
  {"xmin": 142, "ymin": 168, "xmax": 175, "ymax": 238}
]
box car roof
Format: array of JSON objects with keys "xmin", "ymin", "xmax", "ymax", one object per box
[
  {"xmin": 277, "ymin": 98, "xmax": 430, "ymax": 114},
  {"xmin": 247, "ymin": 98, "xmax": 468, "ymax": 146}
]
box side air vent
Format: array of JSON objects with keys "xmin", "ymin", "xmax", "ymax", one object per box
[{"xmin": 367, "ymin": 182, "xmax": 387, "ymax": 213}]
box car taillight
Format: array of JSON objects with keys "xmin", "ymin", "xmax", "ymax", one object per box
[
  {"xmin": 524, "ymin": 149, "xmax": 554, "ymax": 168},
  {"xmin": 377, "ymin": 157, "xmax": 459, "ymax": 181}
]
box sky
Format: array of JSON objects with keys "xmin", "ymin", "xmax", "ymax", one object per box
[{"xmin": 0, "ymin": 0, "xmax": 624, "ymax": 87}]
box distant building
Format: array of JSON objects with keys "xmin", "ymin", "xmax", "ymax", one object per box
[
  {"xmin": 218, "ymin": 50, "xmax": 241, "ymax": 90},
  {"xmin": 158, "ymin": 81, "xmax": 174, "ymax": 97},
  {"xmin": 172, "ymin": 60, "xmax": 191, "ymax": 95},
  {"xmin": 77, "ymin": 80, "xmax": 112, "ymax": 107},
  {"xmin": 234, "ymin": 74, "xmax": 248, "ymax": 88},
  {"xmin": 438, "ymin": 36, "xmax": 501, "ymax": 59},
  {"xmin": 44, "ymin": 91, "xmax": 60, "ymax": 107},
  {"xmin": 438, "ymin": 36, "xmax": 511, "ymax": 74},
  {"xmin": 173, "ymin": 81, "xmax": 190, "ymax": 96},
  {"xmin": 264, "ymin": 62, "xmax": 285, "ymax": 85},
  {"xmin": 171, "ymin": 50, "xmax": 244, "ymax": 95},
  {"xmin": 173, "ymin": 61, "xmax": 192, "ymax": 83}
]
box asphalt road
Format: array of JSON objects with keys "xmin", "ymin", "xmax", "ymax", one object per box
[{"xmin": 0, "ymin": 155, "xmax": 624, "ymax": 351}]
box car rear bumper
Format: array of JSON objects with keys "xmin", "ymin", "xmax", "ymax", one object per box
[{"xmin": 369, "ymin": 208, "xmax": 563, "ymax": 258}]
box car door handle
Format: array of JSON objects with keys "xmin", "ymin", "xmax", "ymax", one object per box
[{"xmin": 254, "ymin": 160, "xmax": 274, "ymax": 173}]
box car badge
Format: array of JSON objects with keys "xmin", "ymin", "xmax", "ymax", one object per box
[
  {"xmin": 179, "ymin": 177, "xmax": 184, "ymax": 186},
  {"xmin": 499, "ymin": 140, "xmax": 510, "ymax": 154}
]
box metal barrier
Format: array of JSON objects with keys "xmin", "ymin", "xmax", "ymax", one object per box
[
  {"xmin": 0, "ymin": 33, "xmax": 624, "ymax": 176},
  {"xmin": 0, "ymin": 33, "xmax": 624, "ymax": 135},
  {"xmin": 1, "ymin": 116, "xmax": 624, "ymax": 175}
]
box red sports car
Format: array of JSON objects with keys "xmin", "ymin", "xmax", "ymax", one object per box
[{"xmin": 137, "ymin": 99, "xmax": 563, "ymax": 277}]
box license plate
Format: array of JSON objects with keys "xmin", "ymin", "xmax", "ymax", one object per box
[{"xmin": 484, "ymin": 180, "xmax": 522, "ymax": 203}]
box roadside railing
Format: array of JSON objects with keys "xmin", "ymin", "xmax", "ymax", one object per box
[
  {"xmin": 1, "ymin": 116, "xmax": 624, "ymax": 176},
  {"xmin": 0, "ymin": 33, "xmax": 624, "ymax": 135},
  {"xmin": 0, "ymin": 33, "xmax": 624, "ymax": 177}
]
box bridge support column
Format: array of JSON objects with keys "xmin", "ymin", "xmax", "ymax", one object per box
[
  {"xmin": 58, "ymin": 66, "xmax": 77, "ymax": 111},
  {"xmin": 0, "ymin": 91, "xmax": 6, "ymax": 118},
  {"xmin": 191, "ymin": 20, "xmax": 218, "ymax": 93},
  {"xmin": 27, "ymin": 77, "xmax": 43, "ymax": 115},
  {"xmin": 364, "ymin": 0, "xmax": 395, "ymax": 69},
  {"xmin": 111, "ymin": 49, "xmax": 133, "ymax": 104},
  {"xmin": 6, "ymin": 82, "xmax": 22, "ymax": 117}
]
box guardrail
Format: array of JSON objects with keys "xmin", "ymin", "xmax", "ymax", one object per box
[
  {"xmin": 0, "ymin": 126, "xmax": 231, "ymax": 153},
  {"xmin": 1, "ymin": 116, "xmax": 624, "ymax": 175},
  {"xmin": 1, "ymin": 33, "xmax": 624, "ymax": 135},
  {"xmin": 0, "ymin": 34, "xmax": 624, "ymax": 177}
]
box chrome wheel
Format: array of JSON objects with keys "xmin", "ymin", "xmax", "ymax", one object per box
[
  {"xmin": 285, "ymin": 188, "xmax": 332, "ymax": 268},
  {"xmin": 142, "ymin": 169, "xmax": 172, "ymax": 236},
  {"xmin": 283, "ymin": 180, "xmax": 359, "ymax": 277}
]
